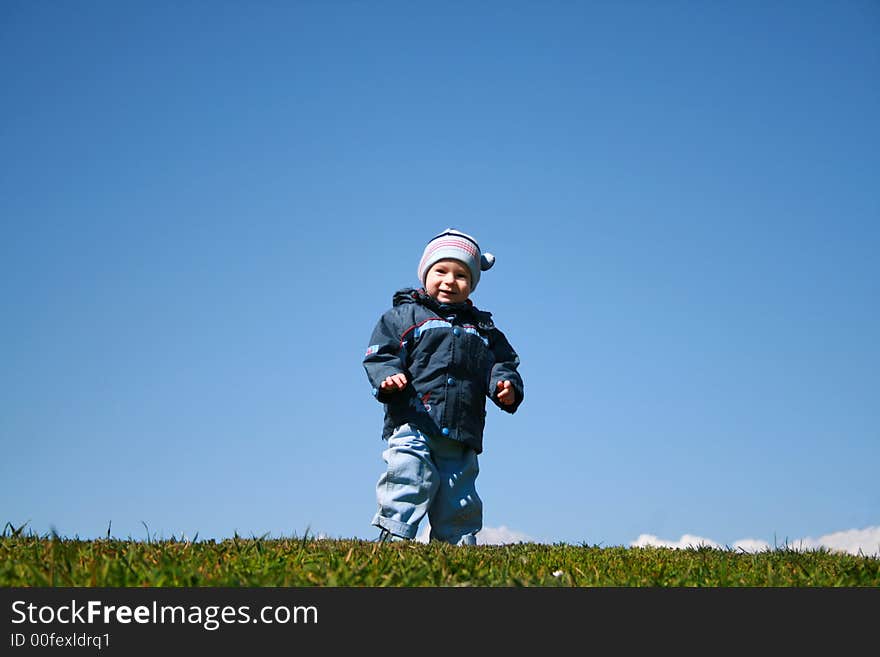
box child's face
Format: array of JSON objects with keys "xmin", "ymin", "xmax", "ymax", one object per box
[{"xmin": 425, "ymin": 259, "xmax": 472, "ymax": 304}]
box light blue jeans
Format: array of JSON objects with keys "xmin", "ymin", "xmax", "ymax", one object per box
[{"xmin": 373, "ymin": 424, "xmax": 482, "ymax": 545}]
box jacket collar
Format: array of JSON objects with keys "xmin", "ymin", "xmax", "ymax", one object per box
[{"xmin": 395, "ymin": 287, "xmax": 495, "ymax": 329}]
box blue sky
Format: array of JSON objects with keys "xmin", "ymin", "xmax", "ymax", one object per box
[{"xmin": 2, "ymin": 1, "xmax": 878, "ymax": 555}]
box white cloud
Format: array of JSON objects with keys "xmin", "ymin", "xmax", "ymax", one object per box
[
  {"xmin": 631, "ymin": 533, "xmax": 721, "ymax": 550},
  {"xmin": 415, "ymin": 523, "xmax": 533, "ymax": 545},
  {"xmin": 630, "ymin": 526, "xmax": 880, "ymax": 557},
  {"xmin": 731, "ymin": 538, "xmax": 771, "ymax": 553},
  {"xmin": 783, "ymin": 526, "xmax": 880, "ymax": 557},
  {"xmin": 477, "ymin": 525, "xmax": 534, "ymax": 545}
]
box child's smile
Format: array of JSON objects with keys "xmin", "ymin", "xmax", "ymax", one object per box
[{"xmin": 425, "ymin": 259, "xmax": 472, "ymax": 304}]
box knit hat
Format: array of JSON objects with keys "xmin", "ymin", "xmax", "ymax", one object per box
[{"xmin": 417, "ymin": 228, "xmax": 495, "ymax": 291}]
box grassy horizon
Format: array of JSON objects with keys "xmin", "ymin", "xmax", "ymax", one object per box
[{"xmin": 2, "ymin": 524, "xmax": 878, "ymax": 587}]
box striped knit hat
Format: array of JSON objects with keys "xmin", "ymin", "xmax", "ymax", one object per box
[{"xmin": 417, "ymin": 228, "xmax": 495, "ymax": 291}]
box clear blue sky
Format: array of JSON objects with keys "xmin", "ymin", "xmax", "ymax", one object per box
[{"xmin": 2, "ymin": 1, "xmax": 878, "ymax": 554}]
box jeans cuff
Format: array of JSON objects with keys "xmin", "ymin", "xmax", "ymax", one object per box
[{"xmin": 372, "ymin": 514, "xmax": 419, "ymax": 540}]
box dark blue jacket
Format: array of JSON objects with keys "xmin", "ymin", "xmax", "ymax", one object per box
[{"xmin": 363, "ymin": 288, "xmax": 524, "ymax": 453}]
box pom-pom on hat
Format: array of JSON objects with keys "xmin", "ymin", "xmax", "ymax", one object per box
[{"xmin": 417, "ymin": 228, "xmax": 495, "ymax": 291}]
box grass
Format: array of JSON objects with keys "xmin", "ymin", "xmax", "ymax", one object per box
[{"xmin": 2, "ymin": 525, "xmax": 878, "ymax": 586}]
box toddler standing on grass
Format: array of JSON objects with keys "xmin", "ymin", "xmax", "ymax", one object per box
[{"xmin": 363, "ymin": 229, "xmax": 524, "ymax": 545}]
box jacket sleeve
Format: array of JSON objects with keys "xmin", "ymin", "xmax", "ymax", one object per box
[
  {"xmin": 363, "ymin": 307, "xmax": 409, "ymax": 403},
  {"xmin": 487, "ymin": 328, "xmax": 524, "ymax": 414}
]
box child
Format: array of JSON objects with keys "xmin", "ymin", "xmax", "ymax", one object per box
[{"xmin": 363, "ymin": 228, "xmax": 524, "ymax": 545}]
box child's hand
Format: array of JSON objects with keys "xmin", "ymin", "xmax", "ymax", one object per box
[
  {"xmin": 496, "ymin": 380, "xmax": 516, "ymax": 406},
  {"xmin": 380, "ymin": 373, "xmax": 408, "ymax": 392}
]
